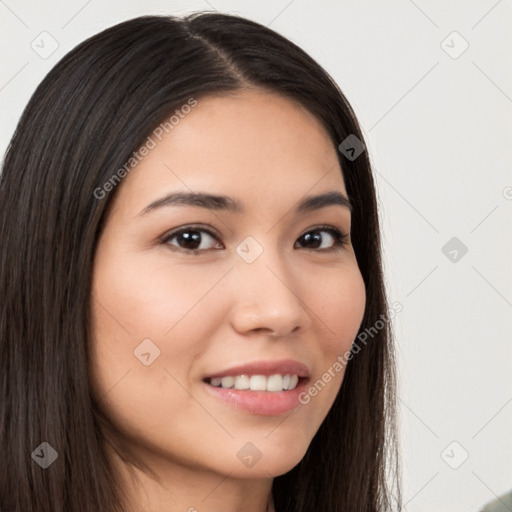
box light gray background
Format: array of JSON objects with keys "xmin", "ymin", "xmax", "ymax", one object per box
[{"xmin": 1, "ymin": 1, "xmax": 511, "ymax": 511}]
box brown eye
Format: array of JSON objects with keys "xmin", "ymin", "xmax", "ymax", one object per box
[
  {"xmin": 295, "ymin": 227, "xmax": 349, "ymax": 252},
  {"xmin": 162, "ymin": 226, "xmax": 223, "ymax": 252},
  {"xmin": 161, "ymin": 224, "xmax": 348, "ymax": 254}
]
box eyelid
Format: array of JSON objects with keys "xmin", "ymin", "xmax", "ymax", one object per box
[
  {"xmin": 299, "ymin": 223, "xmax": 348, "ymax": 239},
  {"xmin": 160, "ymin": 224, "xmax": 221, "ymax": 243}
]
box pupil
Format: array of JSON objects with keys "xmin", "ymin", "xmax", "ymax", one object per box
[
  {"xmin": 303, "ymin": 232, "xmax": 321, "ymax": 248},
  {"xmin": 179, "ymin": 231, "xmax": 200, "ymax": 249}
]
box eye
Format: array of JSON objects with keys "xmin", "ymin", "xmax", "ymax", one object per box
[
  {"xmin": 295, "ymin": 226, "xmax": 349, "ymax": 252},
  {"xmin": 161, "ymin": 224, "xmax": 349, "ymax": 255},
  {"xmin": 162, "ymin": 225, "xmax": 223, "ymax": 253}
]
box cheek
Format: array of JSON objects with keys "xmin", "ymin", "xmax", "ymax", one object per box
[
  {"xmin": 88, "ymin": 253, "xmax": 231, "ymax": 447},
  {"xmin": 302, "ymin": 265, "xmax": 366, "ymax": 413},
  {"xmin": 315, "ymin": 264, "xmax": 367, "ymax": 355},
  {"xmin": 88, "ymin": 251, "xmax": 227, "ymax": 398},
  {"xmin": 91, "ymin": 250, "xmax": 227, "ymax": 345}
]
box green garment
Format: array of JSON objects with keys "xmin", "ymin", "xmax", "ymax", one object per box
[{"xmin": 479, "ymin": 490, "xmax": 512, "ymax": 512}]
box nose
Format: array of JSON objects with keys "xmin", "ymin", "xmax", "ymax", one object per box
[{"xmin": 228, "ymin": 246, "xmax": 311, "ymax": 339}]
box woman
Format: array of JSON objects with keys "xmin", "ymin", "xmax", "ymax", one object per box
[{"xmin": 0, "ymin": 12, "xmax": 401, "ymax": 512}]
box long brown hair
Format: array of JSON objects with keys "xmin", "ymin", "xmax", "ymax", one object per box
[{"xmin": 0, "ymin": 12, "xmax": 401, "ymax": 511}]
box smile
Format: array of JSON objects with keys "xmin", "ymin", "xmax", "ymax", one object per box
[{"xmin": 205, "ymin": 374, "xmax": 300, "ymax": 392}]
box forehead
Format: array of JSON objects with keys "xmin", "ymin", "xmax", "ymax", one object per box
[{"xmin": 113, "ymin": 89, "xmax": 347, "ymax": 213}]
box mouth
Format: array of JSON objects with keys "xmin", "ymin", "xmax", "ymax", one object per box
[
  {"xmin": 201, "ymin": 360, "xmax": 311, "ymax": 416},
  {"xmin": 203, "ymin": 373, "xmax": 305, "ymax": 392}
]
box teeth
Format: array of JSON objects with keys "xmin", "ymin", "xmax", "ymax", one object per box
[
  {"xmin": 234, "ymin": 375, "xmax": 250, "ymax": 390},
  {"xmin": 208, "ymin": 374, "xmax": 300, "ymax": 391},
  {"xmin": 221, "ymin": 376, "xmax": 235, "ymax": 388},
  {"xmin": 266, "ymin": 374, "xmax": 283, "ymax": 392},
  {"xmin": 249, "ymin": 375, "xmax": 267, "ymax": 391}
]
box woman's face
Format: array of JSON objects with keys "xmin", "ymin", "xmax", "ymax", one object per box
[{"xmin": 90, "ymin": 89, "xmax": 366, "ymax": 480}]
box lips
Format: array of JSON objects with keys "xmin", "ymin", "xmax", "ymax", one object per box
[
  {"xmin": 202, "ymin": 359, "xmax": 311, "ymax": 415},
  {"xmin": 203, "ymin": 359, "xmax": 311, "ymax": 380}
]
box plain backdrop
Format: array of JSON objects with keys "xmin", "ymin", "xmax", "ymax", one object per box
[{"xmin": 1, "ymin": 1, "xmax": 511, "ymax": 511}]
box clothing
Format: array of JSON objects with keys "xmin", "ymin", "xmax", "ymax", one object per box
[{"xmin": 479, "ymin": 490, "xmax": 512, "ymax": 512}]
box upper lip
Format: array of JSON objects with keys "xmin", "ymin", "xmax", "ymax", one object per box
[{"xmin": 204, "ymin": 359, "xmax": 311, "ymax": 380}]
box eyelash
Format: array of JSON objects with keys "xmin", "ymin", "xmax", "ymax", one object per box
[{"xmin": 161, "ymin": 224, "xmax": 349, "ymax": 255}]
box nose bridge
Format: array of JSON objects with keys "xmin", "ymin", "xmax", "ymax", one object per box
[{"xmin": 229, "ymin": 237, "xmax": 309, "ymax": 336}]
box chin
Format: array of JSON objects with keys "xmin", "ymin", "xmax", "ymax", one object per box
[{"xmin": 218, "ymin": 436, "xmax": 310, "ymax": 479}]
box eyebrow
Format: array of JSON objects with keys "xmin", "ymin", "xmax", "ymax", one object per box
[{"xmin": 139, "ymin": 189, "xmax": 353, "ymax": 216}]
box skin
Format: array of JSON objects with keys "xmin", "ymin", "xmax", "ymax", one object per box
[{"xmin": 89, "ymin": 88, "xmax": 367, "ymax": 512}]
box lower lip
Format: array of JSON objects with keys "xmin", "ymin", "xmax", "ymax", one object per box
[{"xmin": 203, "ymin": 379, "xmax": 308, "ymax": 416}]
